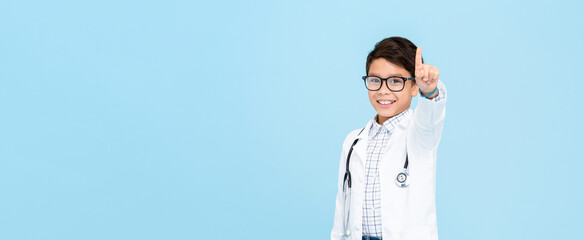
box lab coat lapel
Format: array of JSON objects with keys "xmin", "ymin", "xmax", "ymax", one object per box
[
  {"xmin": 380, "ymin": 112, "xmax": 412, "ymax": 166},
  {"xmin": 379, "ymin": 111, "xmax": 413, "ymax": 233},
  {"xmin": 379, "ymin": 113, "xmax": 411, "ymax": 175},
  {"xmin": 353, "ymin": 117, "xmax": 374, "ymax": 168}
]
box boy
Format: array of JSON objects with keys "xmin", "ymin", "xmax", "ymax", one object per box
[{"xmin": 331, "ymin": 36, "xmax": 447, "ymax": 240}]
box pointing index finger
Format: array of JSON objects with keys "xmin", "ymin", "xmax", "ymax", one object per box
[{"xmin": 415, "ymin": 47, "xmax": 423, "ymax": 70}]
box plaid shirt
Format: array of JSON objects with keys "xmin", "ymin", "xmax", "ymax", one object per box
[
  {"xmin": 362, "ymin": 108, "xmax": 411, "ymax": 237},
  {"xmin": 362, "ymin": 88, "xmax": 444, "ymax": 237}
]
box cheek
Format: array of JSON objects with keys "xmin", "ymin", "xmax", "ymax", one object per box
[
  {"xmin": 398, "ymin": 87, "xmax": 416, "ymax": 99},
  {"xmin": 395, "ymin": 92, "xmax": 409, "ymax": 103},
  {"xmin": 368, "ymin": 92, "xmax": 376, "ymax": 101}
]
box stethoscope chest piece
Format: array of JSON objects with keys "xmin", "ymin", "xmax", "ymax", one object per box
[{"xmin": 395, "ymin": 169, "xmax": 409, "ymax": 188}]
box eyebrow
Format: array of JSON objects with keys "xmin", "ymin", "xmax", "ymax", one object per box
[{"xmin": 369, "ymin": 73, "xmax": 404, "ymax": 77}]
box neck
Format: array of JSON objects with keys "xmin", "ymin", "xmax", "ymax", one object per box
[{"xmin": 376, "ymin": 115, "xmax": 389, "ymax": 125}]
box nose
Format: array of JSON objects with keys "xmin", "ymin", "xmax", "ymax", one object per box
[{"xmin": 377, "ymin": 80, "xmax": 394, "ymax": 95}]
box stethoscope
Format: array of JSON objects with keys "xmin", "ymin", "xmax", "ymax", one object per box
[{"xmin": 341, "ymin": 127, "xmax": 410, "ymax": 238}]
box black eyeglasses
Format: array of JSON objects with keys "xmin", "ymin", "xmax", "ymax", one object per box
[{"xmin": 362, "ymin": 76, "xmax": 415, "ymax": 92}]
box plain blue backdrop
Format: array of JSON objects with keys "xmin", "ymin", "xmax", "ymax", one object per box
[{"xmin": 1, "ymin": 0, "xmax": 583, "ymax": 239}]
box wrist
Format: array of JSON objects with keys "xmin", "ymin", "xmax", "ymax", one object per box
[{"xmin": 419, "ymin": 87, "xmax": 438, "ymax": 98}]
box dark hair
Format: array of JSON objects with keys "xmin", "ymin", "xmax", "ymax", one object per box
[{"xmin": 365, "ymin": 36, "xmax": 423, "ymax": 78}]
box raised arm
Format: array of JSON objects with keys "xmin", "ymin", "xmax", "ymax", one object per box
[{"xmin": 413, "ymin": 47, "xmax": 447, "ymax": 149}]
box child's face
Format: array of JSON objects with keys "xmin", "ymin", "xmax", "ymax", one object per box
[{"xmin": 367, "ymin": 58, "xmax": 419, "ymax": 124}]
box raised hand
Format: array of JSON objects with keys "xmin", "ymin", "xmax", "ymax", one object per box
[{"xmin": 415, "ymin": 47, "xmax": 439, "ymax": 98}]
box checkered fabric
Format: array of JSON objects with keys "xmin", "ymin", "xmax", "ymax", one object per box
[{"xmin": 362, "ymin": 108, "xmax": 412, "ymax": 237}]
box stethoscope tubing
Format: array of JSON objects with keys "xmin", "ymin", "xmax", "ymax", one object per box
[
  {"xmin": 344, "ymin": 127, "xmax": 409, "ymax": 192},
  {"xmin": 341, "ymin": 125, "xmax": 410, "ymax": 237}
]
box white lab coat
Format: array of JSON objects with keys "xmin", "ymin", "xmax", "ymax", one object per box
[{"xmin": 331, "ymin": 80, "xmax": 447, "ymax": 240}]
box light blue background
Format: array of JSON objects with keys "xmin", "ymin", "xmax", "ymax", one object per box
[{"xmin": 1, "ymin": 0, "xmax": 582, "ymax": 239}]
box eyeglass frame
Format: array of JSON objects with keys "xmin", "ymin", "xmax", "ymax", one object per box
[{"xmin": 361, "ymin": 75, "xmax": 416, "ymax": 92}]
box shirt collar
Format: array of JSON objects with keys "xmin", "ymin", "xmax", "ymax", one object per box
[{"xmin": 368, "ymin": 108, "xmax": 413, "ymax": 140}]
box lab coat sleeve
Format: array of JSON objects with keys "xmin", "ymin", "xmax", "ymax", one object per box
[
  {"xmin": 413, "ymin": 80, "xmax": 447, "ymax": 149},
  {"xmin": 330, "ymin": 130, "xmax": 355, "ymax": 240}
]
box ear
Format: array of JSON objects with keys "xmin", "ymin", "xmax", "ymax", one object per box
[{"xmin": 411, "ymin": 81, "xmax": 419, "ymax": 97}]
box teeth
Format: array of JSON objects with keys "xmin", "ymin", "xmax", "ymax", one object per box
[{"xmin": 378, "ymin": 100, "xmax": 394, "ymax": 104}]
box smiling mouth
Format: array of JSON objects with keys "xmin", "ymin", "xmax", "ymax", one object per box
[
  {"xmin": 376, "ymin": 99, "xmax": 396, "ymax": 108},
  {"xmin": 377, "ymin": 100, "xmax": 395, "ymax": 104}
]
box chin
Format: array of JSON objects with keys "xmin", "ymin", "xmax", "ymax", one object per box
[
  {"xmin": 378, "ymin": 112, "xmax": 397, "ymax": 118},
  {"xmin": 377, "ymin": 107, "xmax": 405, "ymax": 118}
]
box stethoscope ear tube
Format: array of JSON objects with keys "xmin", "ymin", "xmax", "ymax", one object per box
[
  {"xmin": 343, "ymin": 171, "xmax": 351, "ymax": 190},
  {"xmin": 341, "ymin": 184, "xmax": 351, "ymax": 238},
  {"xmin": 341, "ymin": 129, "xmax": 363, "ymax": 238},
  {"xmin": 344, "ymin": 138, "xmax": 360, "ymax": 189}
]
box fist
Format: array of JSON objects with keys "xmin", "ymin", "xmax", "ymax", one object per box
[{"xmin": 415, "ymin": 47, "xmax": 439, "ymax": 96}]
